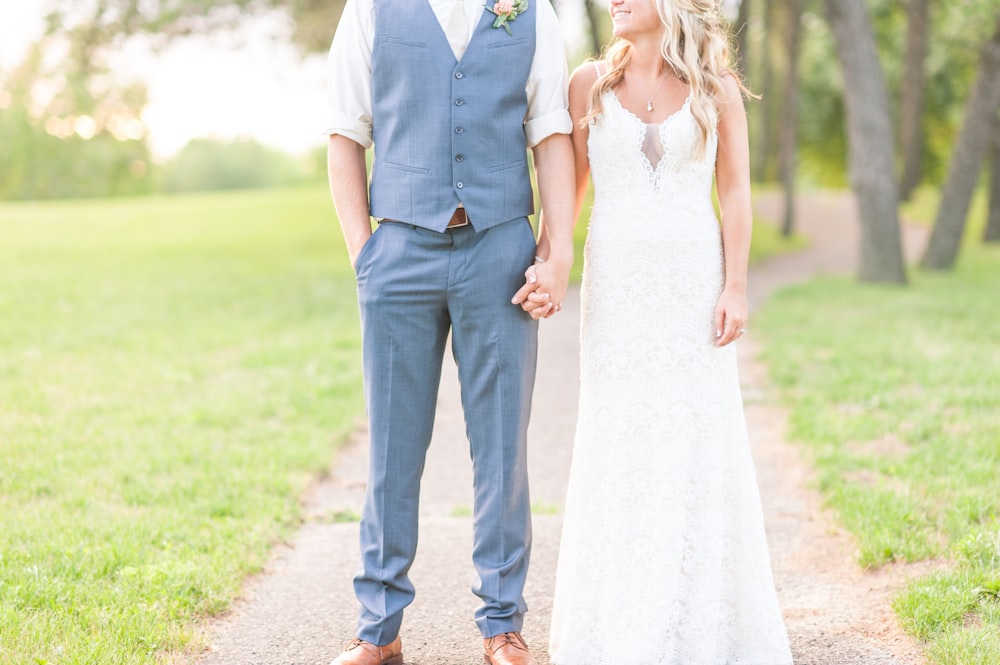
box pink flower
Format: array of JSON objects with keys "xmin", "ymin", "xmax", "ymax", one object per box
[{"xmin": 494, "ymin": 1, "xmax": 513, "ymax": 15}]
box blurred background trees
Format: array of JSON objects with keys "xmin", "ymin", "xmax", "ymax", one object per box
[{"xmin": 2, "ymin": 0, "xmax": 999, "ymax": 279}]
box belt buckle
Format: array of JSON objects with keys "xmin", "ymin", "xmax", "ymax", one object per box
[{"xmin": 449, "ymin": 207, "xmax": 470, "ymax": 228}]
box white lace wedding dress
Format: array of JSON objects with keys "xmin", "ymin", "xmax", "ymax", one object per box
[{"xmin": 548, "ymin": 89, "xmax": 794, "ymax": 665}]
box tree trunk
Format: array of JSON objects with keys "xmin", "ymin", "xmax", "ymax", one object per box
[
  {"xmin": 734, "ymin": 0, "xmax": 750, "ymax": 79},
  {"xmin": 898, "ymin": 0, "xmax": 929, "ymax": 201},
  {"xmin": 780, "ymin": 0, "xmax": 804, "ymax": 237},
  {"xmin": 821, "ymin": 0, "xmax": 907, "ymax": 283},
  {"xmin": 922, "ymin": 17, "xmax": 1000, "ymax": 269},
  {"xmin": 584, "ymin": 0, "xmax": 603, "ymax": 57},
  {"xmin": 983, "ymin": 110, "xmax": 1000, "ymax": 243},
  {"xmin": 752, "ymin": 0, "xmax": 774, "ymax": 182}
]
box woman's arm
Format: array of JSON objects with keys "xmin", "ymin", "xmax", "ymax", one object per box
[
  {"xmin": 568, "ymin": 63, "xmax": 598, "ymax": 222},
  {"xmin": 713, "ymin": 73, "xmax": 752, "ymax": 347}
]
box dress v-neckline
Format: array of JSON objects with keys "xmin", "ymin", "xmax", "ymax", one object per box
[
  {"xmin": 609, "ymin": 88, "xmax": 692, "ymax": 128},
  {"xmin": 607, "ymin": 90, "xmax": 691, "ymax": 177}
]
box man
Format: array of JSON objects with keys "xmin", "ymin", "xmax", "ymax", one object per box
[{"xmin": 323, "ymin": 0, "xmax": 575, "ymax": 663}]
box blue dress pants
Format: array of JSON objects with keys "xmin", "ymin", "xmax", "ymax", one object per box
[{"xmin": 352, "ymin": 218, "xmax": 538, "ymax": 644}]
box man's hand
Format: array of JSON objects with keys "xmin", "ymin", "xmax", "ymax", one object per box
[
  {"xmin": 516, "ymin": 131, "xmax": 576, "ymax": 319},
  {"xmin": 512, "ymin": 256, "xmax": 571, "ymax": 319}
]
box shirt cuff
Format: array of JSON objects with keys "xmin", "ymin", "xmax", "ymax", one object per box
[
  {"xmin": 322, "ymin": 113, "xmax": 373, "ymax": 149},
  {"xmin": 524, "ymin": 109, "xmax": 573, "ymax": 149}
]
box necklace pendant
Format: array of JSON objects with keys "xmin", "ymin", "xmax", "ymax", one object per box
[{"xmin": 647, "ymin": 100, "xmax": 653, "ymax": 112}]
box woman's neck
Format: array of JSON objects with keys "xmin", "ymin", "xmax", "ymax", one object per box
[{"xmin": 625, "ymin": 34, "xmax": 666, "ymax": 77}]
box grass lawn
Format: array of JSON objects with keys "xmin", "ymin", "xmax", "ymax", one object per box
[
  {"xmin": 753, "ymin": 213, "xmax": 1000, "ymax": 663},
  {"xmin": 0, "ymin": 185, "xmax": 363, "ymax": 663},
  {"xmin": 0, "ymin": 182, "xmax": 804, "ymax": 664}
]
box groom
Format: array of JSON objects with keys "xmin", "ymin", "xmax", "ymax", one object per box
[{"xmin": 324, "ymin": 0, "xmax": 574, "ymax": 664}]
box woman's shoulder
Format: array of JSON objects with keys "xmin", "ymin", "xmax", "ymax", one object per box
[
  {"xmin": 715, "ymin": 69, "xmax": 750, "ymax": 107},
  {"xmin": 570, "ymin": 59, "xmax": 603, "ymax": 92}
]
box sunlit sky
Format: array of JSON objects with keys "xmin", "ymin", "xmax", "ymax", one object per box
[
  {"xmin": 0, "ymin": 3, "xmax": 333, "ymax": 161},
  {"xmin": 0, "ymin": 2, "xmax": 603, "ymax": 162},
  {"xmin": 6, "ymin": 2, "xmax": 756, "ymax": 162}
]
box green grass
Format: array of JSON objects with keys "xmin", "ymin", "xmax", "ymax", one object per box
[
  {"xmin": 0, "ymin": 180, "xmax": 806, "ymax": 664},
  {"xmin": 753, "ymin": 240, "xmax": 1000, "ymax": 664},
  {"xmin": 0, "ymin": 185, "xmax": 363, "ymax": 664}
]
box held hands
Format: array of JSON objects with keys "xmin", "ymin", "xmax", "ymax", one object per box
[
  {"xmin": 714, "ymin": 285, "xmax": 748, "ymax": 347},
  {"xmin": 511, "ymin": 255, "xmax": 571, "ymax": 320}
]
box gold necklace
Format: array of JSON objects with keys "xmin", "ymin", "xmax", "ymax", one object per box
[{"xmin": 647, "ymin": 76, "xmax": 666, "ymax": 112}]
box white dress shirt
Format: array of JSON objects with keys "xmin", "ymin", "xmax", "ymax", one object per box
[{"xmin": 324, "ymin": 0, "xmax": 572, "ymax": 149}]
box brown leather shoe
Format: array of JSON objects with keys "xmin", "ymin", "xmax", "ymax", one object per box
[
  {"xmin": 483, "ymin": 632, "xmax": 537, "ymax": 665},
  {"xmin": 330, "ymin": 636, "xmax": 403, "ymax": 665}
]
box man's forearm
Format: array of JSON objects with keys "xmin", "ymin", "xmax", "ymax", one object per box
[
  {"xmin": 327, "ymin": 134, "xmax": 372, "ymax": 266},
  {"xmin": 511, "ymin": 132, "xmax": 575, "ymax": 317}
]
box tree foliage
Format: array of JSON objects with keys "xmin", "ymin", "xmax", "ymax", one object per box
[
  {"xmin": 749, "ymin": 0, "xmax": 997, "ymax": 189},
  {"xmin": 4, "ymin": 0, "xmax": 1000, "ymax": 213},
  {"xmin": 162, "ymin": 138, "xmax": 314, "ymax": 193},
  {"xmin": 0, "ymin": 0, "xmax": 345, "ymax": 199},
  {"xmin": 0, "ymin": 106, "xmax": 152, "ymax": 200},
  {"xmin": 921, "ymin": 15, "xmax": 1000, "ymax": 269}
]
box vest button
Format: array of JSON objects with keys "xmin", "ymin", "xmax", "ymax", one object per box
[
  {"xmin": 455, "ymin": 98, "xmax": 464, "ymax": 106},
  {"xmin": 456, "ymin": 182, "xmax": 464, "ymax": 189},
  {"xmin": 455, "ymin": 72, "xmax": 463, "ymax": 79},
  {"xmin": 455, "ymin": 154, "xmax": 465, "ymax": 162},
  {"xmin": 455, "ymin": 127, "xmax": 464, "ymax": 134}
]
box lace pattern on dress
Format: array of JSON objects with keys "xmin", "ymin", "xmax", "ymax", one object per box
[{"xmin": 548, "ymin": 87, "xmax": 793, "ymax": 665}]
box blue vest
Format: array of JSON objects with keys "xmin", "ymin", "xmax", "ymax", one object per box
[{"xmin": 369, "ymin": 0, "xmax": 537, "ymax": 232}]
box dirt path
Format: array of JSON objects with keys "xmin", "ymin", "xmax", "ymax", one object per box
[{"xmin": 187, "ymin": 191, "xmax": 930, "ymax": 665}]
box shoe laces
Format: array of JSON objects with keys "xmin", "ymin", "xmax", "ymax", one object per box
[{"xmin": 489, "ymin": 632, "xmax": 527, "ymax": 652}]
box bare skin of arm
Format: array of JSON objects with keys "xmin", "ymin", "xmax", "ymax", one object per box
[
  {"xmin": 567, "ymin": 64, "xmax": 597, "ymax": 231},
  {"xmin": 713, "ymin": 73, "xmax": 753, "ymax": 348},
  {"xmin": 327, "ymin": 134, "xmax": 372, "ymax": 269},
  {"xmin": 512, "ymin": 132, "xmax": 576, "ymax": 319},
  {"xmin": 516, "ymin": 63, "xmax": 596, "ymax": 317}
]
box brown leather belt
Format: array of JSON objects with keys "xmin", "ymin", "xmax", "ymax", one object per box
[
  {"xmin": 447, "ymin": 207, "xmax": 470, "ymax": 228},
  {"xmin": 381, "ymin": 207, "xmax": 470, "ymax": 229}
]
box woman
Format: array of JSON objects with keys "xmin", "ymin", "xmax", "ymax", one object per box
[{"xmin": 547, "ymin": 1, "xmax": 793, "ymax": 663}]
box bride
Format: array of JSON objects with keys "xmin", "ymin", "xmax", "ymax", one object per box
[{"xmin": 547, "ymin": 0, "xmax": 794, "ymax": 663}]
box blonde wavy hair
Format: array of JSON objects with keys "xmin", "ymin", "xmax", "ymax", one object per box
[{"xmin": 585, "ymin": 0, "xmax": 750, "ymax": 158}]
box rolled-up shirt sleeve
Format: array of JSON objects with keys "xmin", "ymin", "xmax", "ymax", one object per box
[
  {"xmin": 324, "ymin": 0, "xmax": 375, "ymax": 148},
  {"xmin": 524, "ymin": 0, "xmax": 572, "ymax": 148}
]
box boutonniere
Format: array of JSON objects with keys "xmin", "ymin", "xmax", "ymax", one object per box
[{"xmin": 485, "ymin": 0, "xmax": 528, "ymax": 35}]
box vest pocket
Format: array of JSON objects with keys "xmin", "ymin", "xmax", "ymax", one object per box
[
  {"xmin": 383, "ymin": 36, "xmax": 428, "ymax": 48},
  {"xmin": 487, "ymin": 159, "xmax": 525, "ymax": 173},
  {"xmin": 487, "ymin": 38, "xmax": 529, "ymax": 49},
  {"xmin": 384, "ymin": 161, "xmax": 430, "ymax": 174}
]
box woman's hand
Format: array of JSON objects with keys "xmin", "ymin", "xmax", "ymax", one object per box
[
  {"xmin": 512, "ymin": 255, "xmax": 572, "ymax": 319},
  {"xmin": 713, "ymin": 285, "xmax": 748, "ymax": 347}
]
